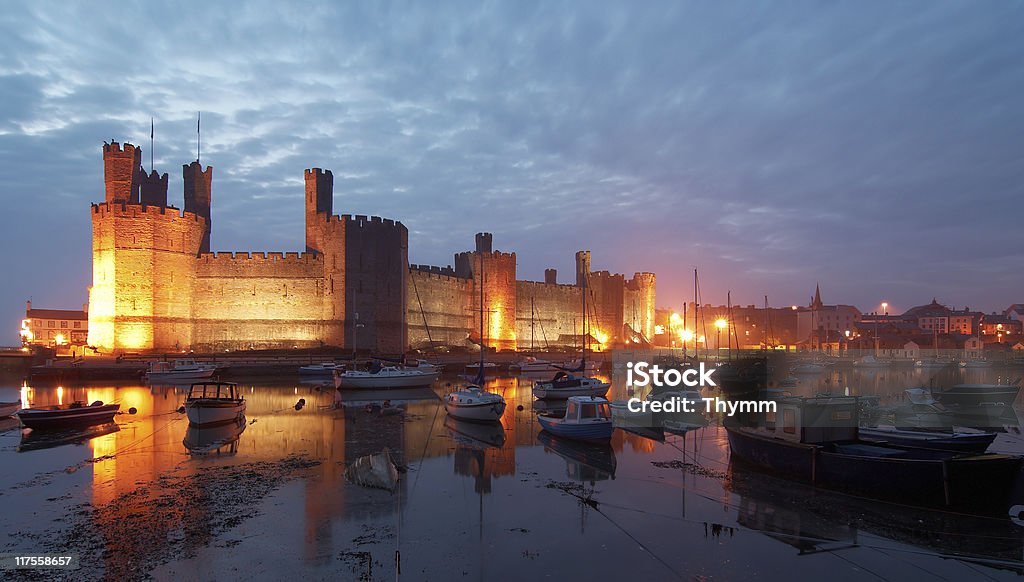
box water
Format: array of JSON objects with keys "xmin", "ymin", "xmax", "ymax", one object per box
[{"xmin": 2, "ymin": 364, "xmax": 1024, "ymax": 580}]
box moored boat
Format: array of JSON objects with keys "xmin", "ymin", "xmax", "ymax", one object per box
[
  {"xmin": 298, "ymin": 362, "xmax": 344, "ymax": 375},
  {"xmin": 445, "ymin": 386, "xmax": 506, "ymax": 422},
  {"xmin": 533, "ymin": 372, "xmax": 609, "ymax": 400},
  {"xmin": 333, "ymin": 365, "xmax": 440, "ymax": 390},
  {"xmin": 858, "ymin": 426, "xmax": 997, "ymax": 453},
  {"xmin": 511, "ymin": 356, "xmax": 557, "ymax": 373},
  {"xmin": 934, "ymin": 382, "xmax": 1021, "ymax": 407},
  {"xmin": 184, "ymin": 382, "xmax": 246, "ymax": 427},
  {"xmin": 537, "ymin": 395, "xmax": 614, "ymax": 442},
  {"xmin": 725, "ymin": 396, "xmax": 1023, "ymax": 513},
  {"xmin": 146, "ymin": 358, "xmax": 217, "ymax": 381},
  {"xmin": 16, "ymin": 401, "xmax": 120, "ymax": 431}
]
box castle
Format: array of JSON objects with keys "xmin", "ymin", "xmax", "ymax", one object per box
[{"xmin": 87, "ymin": 141, "xmax": 655, "ymax": 354}]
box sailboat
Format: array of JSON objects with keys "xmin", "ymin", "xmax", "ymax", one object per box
[
  {"xmin": 533, "ymin": 271, "xmax": 610, "ymax": 400},
  {"xmin": 445, "ymin": 254, "xmax": 507, "ymax": 422}
]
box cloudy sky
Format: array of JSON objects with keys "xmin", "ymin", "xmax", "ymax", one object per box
[{"xmin": 2, "ymin": 2, "xmax": 1023, "ymax": 343}]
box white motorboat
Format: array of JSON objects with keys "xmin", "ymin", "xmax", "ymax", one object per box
[
  {"xmin": 298, "ymin": 362, "xmax": 344, "ymax": 375},
  {"xmin": 915, "ymin": 358, "xmax": 954, "ymax": 369},
  {"xmin": 334, "ymin": 366, "xmax": 440, "ymax": 390},
  {"xmin": 537, "ymin": 396, "xmax": 614, "ymax": 442},
  {"xmin": 465, "ymin": 361, "xmax": 498, "ymax": 372},
  {"xmin": 146, "ymin": 359, "xmax": 217, "ymax": 381},
  {"xmin": 533, "ymin": 372, "xmax": 610, "ymax": 400},
  {"xmin": 445, "ymin": 386, "xmax": 507, "ymax": 422},
  {"xmin": 511, "ymin": 356, "xmax": 557, "ymax": 373},
  {"xmin": 184, "ymin": 382, "xmax": 246, "ymax": 427}
]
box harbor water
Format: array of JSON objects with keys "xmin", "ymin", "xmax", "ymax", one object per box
[{"xmin": 3, "ymin": 363, "xmax": 1024, "ymax": 581}]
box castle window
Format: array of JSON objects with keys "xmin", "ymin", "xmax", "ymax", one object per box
[
  {"xmin": 48, "ymin": 321, "xmax": 55, "ymax": 328},
  {"xmin": 61, "ymin": 321, "xmax": 67, "ymax": 328},
  {"xmin": 74, "ymin": 322, "xmax": 80, "ymax": 329}
]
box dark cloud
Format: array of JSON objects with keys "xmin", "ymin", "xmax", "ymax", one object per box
[{"xmin": 2, "ymin": 1, "xmax": 1024, "ymax": 341}]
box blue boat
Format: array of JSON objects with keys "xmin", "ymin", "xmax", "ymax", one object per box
[{"xmin": 537, "ymin": 396, "xmax": 614, "ymax": 442}]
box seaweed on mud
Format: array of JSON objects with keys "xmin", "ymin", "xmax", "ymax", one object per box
[{"xmin": 650, "ymin": 459, "xmax": 727, "ymax": 479}]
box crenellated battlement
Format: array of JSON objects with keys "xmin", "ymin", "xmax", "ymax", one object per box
[
  {"xmin": 102, "ymin": 141, "xmax": 137, "ymax": 156},
  {"xmin": 196, "ymin": 250, "xmax": 324, "ymax": 278},
  {"xmin": 409, "ymin": 264, "xmax": 467, "ymax": 281},
  {"xmin": 91, "ymin": 201, "xmax": 204, "ymax": 223},
  {"xmin": 342, "ymin": 214, "xmax": 405, "ymax": 230}
]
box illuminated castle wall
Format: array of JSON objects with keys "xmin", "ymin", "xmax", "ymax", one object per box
[{"xmin": 88, "ymin": 141, "xmax": 653, "ymax": 353}]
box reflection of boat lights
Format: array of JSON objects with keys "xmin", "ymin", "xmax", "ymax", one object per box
[
  {"xmin": 21, "ymin": 382, "xmax": 31, "ymax": 409},
  {"xmin": 57, "ymin": 386, "xmax": 64, "ymax": 406}
]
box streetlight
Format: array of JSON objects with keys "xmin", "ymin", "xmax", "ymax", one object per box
[
  {"xmin": 881, "ymin": 302, "xmax": 888, "ymax": 315},
  {"xmin": 715, "ymin": 318, "xmax": 727, "ymax": 357}
]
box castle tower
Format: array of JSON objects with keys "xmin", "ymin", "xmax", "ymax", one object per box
[
  {"xmin": 544, "ymin": 269, "xmax": 557, "ymax": 285},
  {"xmin": 103, "ymin": 142, "xmax": 141, "ymax": 204},
  {"xmin": 304, "ymin": 168, "xmax": 334, "ymax": 253},
  {"xmin": 575, "ymin": 250, "xmax": 591, "ymax": 287},
  {"xmin": 626, "ymin": 272, "xmax": 657, "ymax": 343},
  {"xmin": 183, "ymin": 161, "xmax": 213, "ymax": 253},
  {"xmin": 344, "ymin": 215, "xmax": 407, "ymax": 354},
  {"xmin": 139, "ymin": 169, "xmax": 169, "ymax": 207},
  {"xmin": 456, "ymin": 233, "xmax": 517, "ymax": 351}
]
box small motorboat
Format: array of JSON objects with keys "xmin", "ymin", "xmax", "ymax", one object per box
[
  {"xmin": 406, "ymin": 359, "xmax": 441, "ymax": 373},
  {"xmin": 853, "ymin": 355, "xmax": 890, "ymax": 368},
  {"xmin": 146, "ymin": 359, "xmax": 217, "ymax": 381},
  {"xmin": 537, "ymin": 395, "xmax": 614, "ymax": 442},
  {"xmin": 858, "ymin": 425, "xmax": 997, "ymax": 454},
  {"xmin": 445, "ymin": 385, "xmax": 506, "ymax": 422},
  {"xmin": 934, "ymin": 382, "xmax": 1021, "ymax": 407},
  {"xmin": 298, "ymin": 362, "xmax": 344, "ymax": 375},
  {"xmin": 533, "ymin": 372, "xmax": 609, "ymax": 400},
  {"xmin": 464, "ymin": 361, "xmax": 499, "ymax": 372},
  {"xmin": 16, "ymin": 401, "xmax": 120, "ymax": 431},
  {"xmin": 511, "ymin": 356, "xmax": 557, "ymax": 373},
  {"xmin": 0, "ymin": 400, "xmax": 21, "ymax": 417},
  {"xmin": 184, "ymin": 382, "xmax": 246, "ymax": 427},
  {"xmin": 333, "ymin": 365, "xmax": 440, "ymax": 390},
  {"xmin": 960, "ymin": 360, "xmax": 993, "ymax": 369}
]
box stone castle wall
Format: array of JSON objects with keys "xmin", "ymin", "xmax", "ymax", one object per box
[{"xmin": 87, "ymin": 142, "xmax": 654, "ymax": 354}]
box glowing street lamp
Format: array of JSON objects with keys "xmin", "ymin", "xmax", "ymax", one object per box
[{"xmin": 715, "ymin": 318, "xmax": 727, "ymax": 354}]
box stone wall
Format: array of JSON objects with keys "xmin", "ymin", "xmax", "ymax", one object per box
[
  {"xmin": 515, "ymin": 280, "xmax": 581, "ymax": 349},
  {"xmin": 407, "ymin": 267, "xmax": 473, "ymax": 349},
  {"xmin": 191, "ymin": 252, "xmax": 328, "ymax": 351}
]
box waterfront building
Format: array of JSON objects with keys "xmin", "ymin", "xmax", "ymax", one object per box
[{"xmin": 20, "ymin": 300, "xmax": 88, "ymax": 347}]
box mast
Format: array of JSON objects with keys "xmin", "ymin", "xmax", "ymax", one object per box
[
  {"xmin": 581, "ymin": 270, "xmax": 587, "ymax": 368},
  {"xmin": 763, "ymin": 295, "xmax": 769, "ymax": 350},
  {"xmin": 682, "ymin": 302, "xmax": 688, "ymax": 358},
  {"xmin": 693, "ymin": 269, "xmax": 699, "ymax": 358},
  {"xmin": 727, "ymin": 290, "xmax": 733, "ymax": 361},
  {"xmin": 531, "ymin": 296, "xmax": 536, "ymax": 351},
  {"xmin": 477, "ymin": 254, "xmax": 485, "ymax": 385}
]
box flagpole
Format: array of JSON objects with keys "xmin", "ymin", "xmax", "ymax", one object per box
[
  {"xmin": 197, "ymin": 111, "xmax": 201, "ymax": 164},
  {"xmin": 150, "ymin": 117, "xmax": 154, "ymax": 171}
]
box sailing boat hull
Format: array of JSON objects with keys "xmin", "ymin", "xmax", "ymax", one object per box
[{"xmin": 533, "ymin": 380, "xmax": 609, "ymax": 400}]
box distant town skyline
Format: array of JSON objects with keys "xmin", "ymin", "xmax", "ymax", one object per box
[{"xmin": 2, "ymin": 2, "xmax": 1024, "ymax": 344}]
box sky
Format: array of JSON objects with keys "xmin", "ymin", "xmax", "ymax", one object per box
[{"xmin": 1, "ymin": 1, "xmax": 1024, "ymax": 343}]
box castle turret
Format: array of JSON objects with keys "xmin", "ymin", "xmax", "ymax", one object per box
[
  {"xmin": 455, "ymin": 233, "xmax": 517, "ymax": 351},
  {"xmin": 304, "ymin": 168, "xmax": 334, "ymax": 253},
  {"xmin": 103, "ymin": 142, "xmax": 141, "ymax": 204},
  {"xmin": 475, "ymin": 232, "xmax": 493, "ymax": 254},
  {"xmin": 139, "ymin": 169, "xmax": 168, "ymax": 207},
  {"xmin": 575, "ymin": 250, "xmax": 591, "ymax": 287},
  {"xmin": 544, "ymin": 269, "xmax": 558, "ymax": 285},
  {"xmin": 183, "ymin": 161, "xmax": 212, "ymax": 253}
]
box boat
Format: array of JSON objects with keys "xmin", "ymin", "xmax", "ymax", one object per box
[
  {"xmin": 446, "ymin": 256, "xmax": 507, "ymax": 423},
  {"xmin": 146, "ymin": 358, "xmax": 217, "ymax": 381},
  {"xmin": 914, "ymin": 358, "xmax": 954, "ymax": 369},
  {"xmin": 15, "ymin": 401, "xmax": 120, "ymax": 431},
  {"xmin": 725, "ymin": 396, "xmax": 1023, "ymax": 512},
  {"xmin": 791, "ymin": 363, "xmax": 825, "ymax": 374},
  {"xmin": 858, "ymin": 425, "xmax": 997, "ymax": 454},
  {"xmin": 961, "ymin": 360, "xmax": 993, "ymax": 369},
  {"xmin": 445, "ymin": 386, "xmax": 506, "ymax": 422},
  {"xmin": 333, "ymin": 364, "xmax": 440, "ymax": 390},
  {"xmin": 298, "ymin": 362, "xmax": 344, "ymax": 375},
  {"xmin": 934, "ymin": 382, "xmax": 1021, "ymax": 407},
  {"xmin": 533, "ymin": 372, "xmax": 610, "ymax": 400},
  {"xmin": 0, "ymin": 400, "xmax": 21, "ymax": 417},
  {"xmin": 184, "ymin": 382, "xmax": 246, "ymax": 427},
  {"xmin": 558, "ymin": 358, "xmax": 600, "ymax": 373},
  {"xmin": 537, "ymin": 395, "xmax": 614, "ymax": 442},
  {"xmin": 853, "ymin": 355, "xmax": 890, "ymax": 368},
  {"xmin": 464, "ymin": 361, "xmax": 498, "ymax": 372},
  {"xmin": 511, "ymin": 356, "xmax": 557, "ymax": 373},
  {"xmin": 406, "ymin": 359, "xmax": 441, "ymax": 373}
]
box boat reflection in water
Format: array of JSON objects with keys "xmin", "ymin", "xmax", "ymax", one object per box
[
  {"xmin": 18, "ymin": 422, "xmax": 121, "ymax": 453},
  {"xmin": 444, "ymin": 415, "xmax": 506, "ymax": 449},
  {"xmin": 183, "ymin": 416, "xmax": 247, "ymax": 455},
  {"xmin": 727, "ymin": 462, "xmax": 1024, "ymax": 573},
  {"xmin": 537, "ymin": 431, "xmax": 616, "ymax": 482}
]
